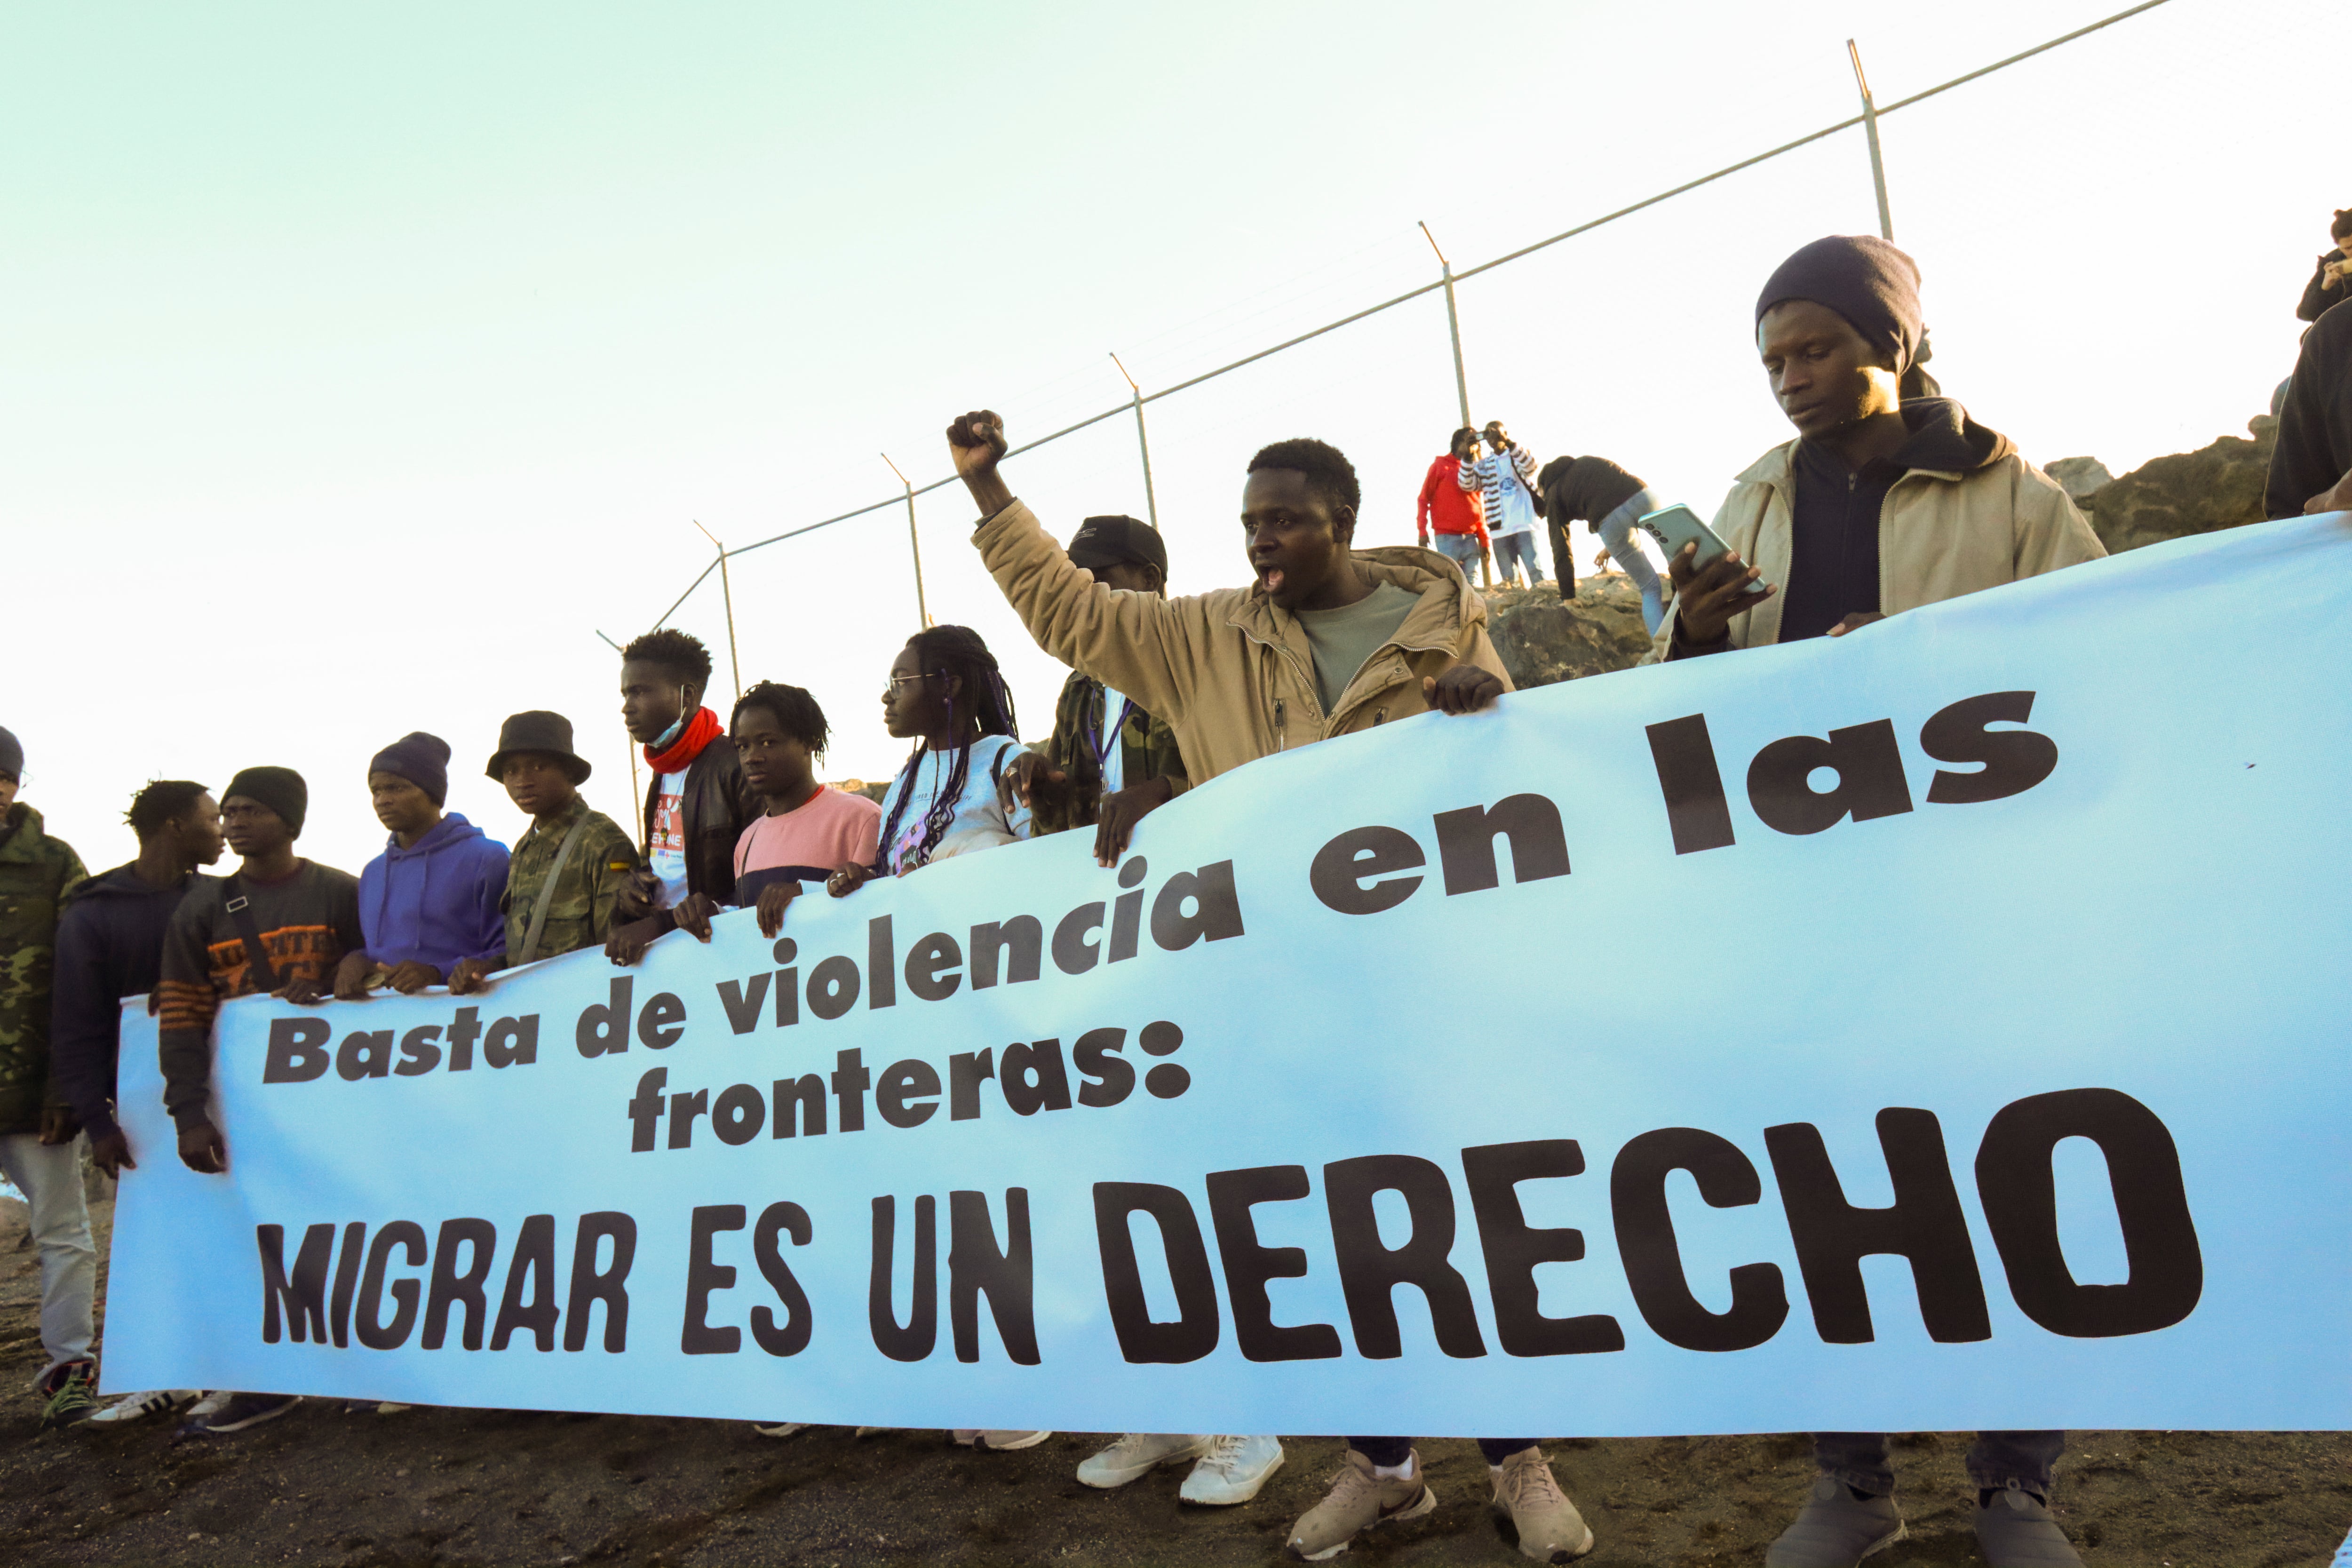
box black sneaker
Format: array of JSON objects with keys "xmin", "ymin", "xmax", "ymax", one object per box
[
  {"xmin": 37, "ymin": 1360, "xmax": 99, "ymax": 1429},
  {"xmin": 176, "ymin": 1392, "xmax": 301, "ymax": 1437}
]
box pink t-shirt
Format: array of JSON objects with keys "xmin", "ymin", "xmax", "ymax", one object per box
[{"xmin": 732, "ymin": 787, "xmax": 883, "ymax": 891}]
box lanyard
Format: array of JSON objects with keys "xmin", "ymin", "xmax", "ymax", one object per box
[{"xmin": 1088, "ymin": 692, "xmax": 1139, "ymax": 769}]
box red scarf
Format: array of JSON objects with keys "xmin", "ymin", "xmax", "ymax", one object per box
[{"xmin": 644, "ymin": 706, "xmax": 722, "ymax": 776}]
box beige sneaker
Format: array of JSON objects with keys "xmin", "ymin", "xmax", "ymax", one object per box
[
  {"xmin": 1489, "ymin": 1446, "xmax": 1594, "ymax": 1563},
  {"xmin": 951, "ymin": 1428, "xmax": 1052, "ymax": 1450},
  {"xmin": 1285, "ymin": 1448, "xmax": 1438, "ymax": 1561}
]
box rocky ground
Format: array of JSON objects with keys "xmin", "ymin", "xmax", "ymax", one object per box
[
  {"xmin": 2, "ymin": 1189, "xmax": 2347, "ymax": 1568},
  {"xmin": 1482, "ymin": 572, "xmax": 1656, "ymax": 690},
  {"xmin": 2058, "ymin": 414, "xmax": 2280, "ymax": 556}
]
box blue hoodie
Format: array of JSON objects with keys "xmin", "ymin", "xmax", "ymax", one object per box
[{"xmin": 358, "ymin": 812, "xmax": 509, "ymax": 976}]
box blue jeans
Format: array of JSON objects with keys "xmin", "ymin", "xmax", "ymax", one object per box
[
  {"xmin": 1491, "ymin": 531, "xmax": 1542, "ymax": 587},
  {"xmin": 1814, "ymin": 1430, "xmax": 2065, "ymax": 1497},
  {"xmin": 1430, "ymin": 531, "xmax": 1485, "ymax": 582},
  {"xmin": 1595, "ymin": 488, "xmax": 1666, "ymax": 634}
]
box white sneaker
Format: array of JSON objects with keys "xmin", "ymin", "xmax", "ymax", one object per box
[
  {"xmin": 753, "ymin": 1421, "xmax": 809, "ymax": 1439},
  {"xmin": 1078, "ymin": 1432, "xmax": 1212, "ymax": 1488},
  {"xmin": 1181, "ymin": 1433, "xmax": 1285, "ymax": 1505},
  {"xmin": 182, "ymin": 1391, "xmax": 231, "ymax": 1420},
  {"xmin": 87, "ymin": 1389, "xmax": 199, "ymax": 1425},
  {"xmin": 951, "ymin": 1428, "xmax": 1052, "ymax": 1450}
]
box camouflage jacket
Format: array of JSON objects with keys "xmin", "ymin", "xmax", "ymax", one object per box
[
  {"xmin": 499, "ymin": 798, "xmax": 641, "ymax": 967},
  {"xmin": 1029, "ymin": 670, "xmax": 1190, "ymax": 836},
  {"xmin": 0, "ymin": 804, "xmax": 89, "ymax": 1134}
]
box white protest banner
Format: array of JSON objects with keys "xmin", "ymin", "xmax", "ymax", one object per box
[{"xmin": 104, "ymin": 514, "xmax": 2352, "ymax": 1438}]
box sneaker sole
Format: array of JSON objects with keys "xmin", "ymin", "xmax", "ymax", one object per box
[
  {"xmin": 1860, "ymin": 1521, "xmax": 1908, "ymax": 1561},
  {"xmin": 1766, "ymin": 1520, "xmax": 1908, "ymax": 1568},
  {"xmin": 196, "ymin": 1397, "xmax": 302, "ymax": 1434},
  {"xmin": 1081, "ymin": 1440, "xmax": 1216, "ymax": 1489},
  {"xmin": 970, "ymin": 1431, "xmax": 1051, "ymax": 1451},
  {"xmin": 94, "ymin": 1392, "xmax": 198, "ymax": 1425},
  {"xmin": 1289, "ymin": 1483, "xmax": 1438, "ymax": 1561},
  {"xmin": 1489, "ymin": 1499, "xmax": 1597, "ymax": 1563},
  {"xmin": 752, "ymin": 1422, "xmax": 809, "ymax": 1439},
  {"xmin": 1181, "ymin": 1448, "xmax": 1286, "ymax": 1507},
  {"xmin": 1509, "ymin": 1522, "xmax": 1596, "ymax": 1564}
]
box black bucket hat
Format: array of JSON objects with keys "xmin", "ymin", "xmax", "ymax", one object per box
[{"xmin": 486, "ymin": 711, "xmax": 592, "ymax": 785}]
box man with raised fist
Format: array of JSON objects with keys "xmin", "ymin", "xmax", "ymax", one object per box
[
  {"xmin": 945, "ymin": 412, "xmax": 1596, "ymax": 1560},
  {"xmin": 948, "ymin": 408, "xmax": 1510, "ymax": 781}
]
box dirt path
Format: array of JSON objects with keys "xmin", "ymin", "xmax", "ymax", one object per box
[{"xmin": 2, "ymin": 1191, "xmax": 2344, "ymax": 1567}]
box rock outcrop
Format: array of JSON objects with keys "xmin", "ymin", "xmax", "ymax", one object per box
[
  {"xmin": 2045, "ymin": 456, "xmax": 2114, "ymax": 501},
  {"xmin": 1481, "ymin": 573, "xmax": 1655, "ymax": 689},
  {"xmin": 2059, "ymin": 415, "xmax": 2279, "ymax": 555}
]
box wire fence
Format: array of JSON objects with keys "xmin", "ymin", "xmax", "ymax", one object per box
[{"xmin": 616, "ymin": 0, "xmax": 2176, "ymax": 656}]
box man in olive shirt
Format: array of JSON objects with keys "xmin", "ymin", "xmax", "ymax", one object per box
[
  {"xmin": 451, "ymin": 712, "xmax": 639, "ymax": 993},
  {"xmin": 1002, "ymin": 515, "xmax": 1193, "ymax": 868}
]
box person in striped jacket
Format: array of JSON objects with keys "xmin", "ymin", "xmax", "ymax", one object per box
[{"xmin": 1456, "ymin": 420, "xmax": 1545, "ymax": 587}]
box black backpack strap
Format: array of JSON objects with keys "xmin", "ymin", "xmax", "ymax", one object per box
[{"xmin": 221, "ymin": 874, "xmax": 283, "ymax": 994}]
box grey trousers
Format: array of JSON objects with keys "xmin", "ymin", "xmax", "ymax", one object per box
[
  {"xmin": 1815, "ymin": 1430, "xmax": 2065, "ymax": 1497},
  {"xmin": 0, "ymin": 1132, "xmax": 96, "ymax": 1372}
]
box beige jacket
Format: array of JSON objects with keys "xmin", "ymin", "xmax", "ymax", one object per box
[
  {"xmin": 1652, "ymin": 437, "xmax": 2106, "ymax": 656},
  {"xmin": 975, "ymin": 499, "xmax": 1512, "ymax": 784}
]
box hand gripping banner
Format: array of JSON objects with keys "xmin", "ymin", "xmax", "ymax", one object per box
[{"xmin": 104, "ymin": 514, "xmax": 2352, "ymax": 1437}]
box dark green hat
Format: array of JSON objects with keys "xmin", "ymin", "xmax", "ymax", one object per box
[{"xmin": 486, "ymin": 711, "xmax": 592, "ymax": 785}]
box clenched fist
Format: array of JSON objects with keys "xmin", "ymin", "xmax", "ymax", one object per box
[{"xmin": 947, "ymin": 409, "xmax": 1015, "ymax": 516}]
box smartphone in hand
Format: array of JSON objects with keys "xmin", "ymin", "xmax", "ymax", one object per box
[{"xmin": 1638, "ymin": 504, "xmax": 1770, "ymax": 596}]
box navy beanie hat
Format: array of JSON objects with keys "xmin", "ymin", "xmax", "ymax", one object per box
[
  {"xmin": 370, "ymin": 731, "xmax": 452, "ymax": 807},
  {"xmin": 0, "ymin": 726, "xmax": 20, "ymax": 781},
  {"xmin": 1756, "ymin": 234, "xmax": 1925, "ymax": 376},
  {"xmin": 225, "ymin": 765, "xmax": 309, "ymax": 836}
]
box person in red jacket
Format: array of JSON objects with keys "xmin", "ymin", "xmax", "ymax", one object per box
[{"xmin": 1415, "ymin": 427, "xmax": 1489, "ymax": 584}]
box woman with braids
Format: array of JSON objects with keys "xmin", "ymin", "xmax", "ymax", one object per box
[
  {"xmin": 826, "ymin": 624, "xmax": 1032, "ymax": 900},
  {"xmin": 804, "ymin": 625, "xmax": 1047, "ymax": 1454}
]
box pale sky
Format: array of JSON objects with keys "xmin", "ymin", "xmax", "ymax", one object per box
[{"xmin": 9, "ymin": 0, "xmax": 2342, "ymax": 876}]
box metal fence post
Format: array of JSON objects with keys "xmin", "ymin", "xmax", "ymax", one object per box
[
  {"xmin": 1419, "ymin": 222, "xmax": 1474, "ymax": 429},
  {"xmin": 880, "ymin": 454, "xmax": 930, "ymax": 629},
  {"xmin": 1420, "ymin": 222, "xmax": 1492, "ymax": 590},
  {"xmin": 1847, "ymin": 40, "xmax": 1895, "ymax": 240},
  {"xmin": 1109, "ymin": 352, "xmax": 1160, "ymax": 531},
  {"xmin": 689, "ymin": 520, "xmax": 741, "ymax": 704}
]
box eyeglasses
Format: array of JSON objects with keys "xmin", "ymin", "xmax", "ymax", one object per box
[{"xmin": 882, "ymin": 671, "xmax": 944, "ymax": 698}]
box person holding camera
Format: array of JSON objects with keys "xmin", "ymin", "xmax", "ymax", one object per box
[
  {"xmin": 1457, "ymin": 420, "xmax": 1545, "ymax": 588},
  {"xmin": 2295, "ymin": 207, "xmax": 2352, "ymax": 325},
  {"xmin": 1416, "ymin": 427, "xmax": 1491, "ymax": 585}
]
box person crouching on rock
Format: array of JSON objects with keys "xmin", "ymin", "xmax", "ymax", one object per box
[{"xmin": 1533, "ymin": 452, "xmax": 1668, "ymax": 634}]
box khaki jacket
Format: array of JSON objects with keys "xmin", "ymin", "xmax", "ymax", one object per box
[
  {"xmin": 976, "ymin": 499, "xmax": 1512, "ymax": 784},
  {"xmin": 1652, "ymin": 438, "xmax": 2106, "ymax": 656}
]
